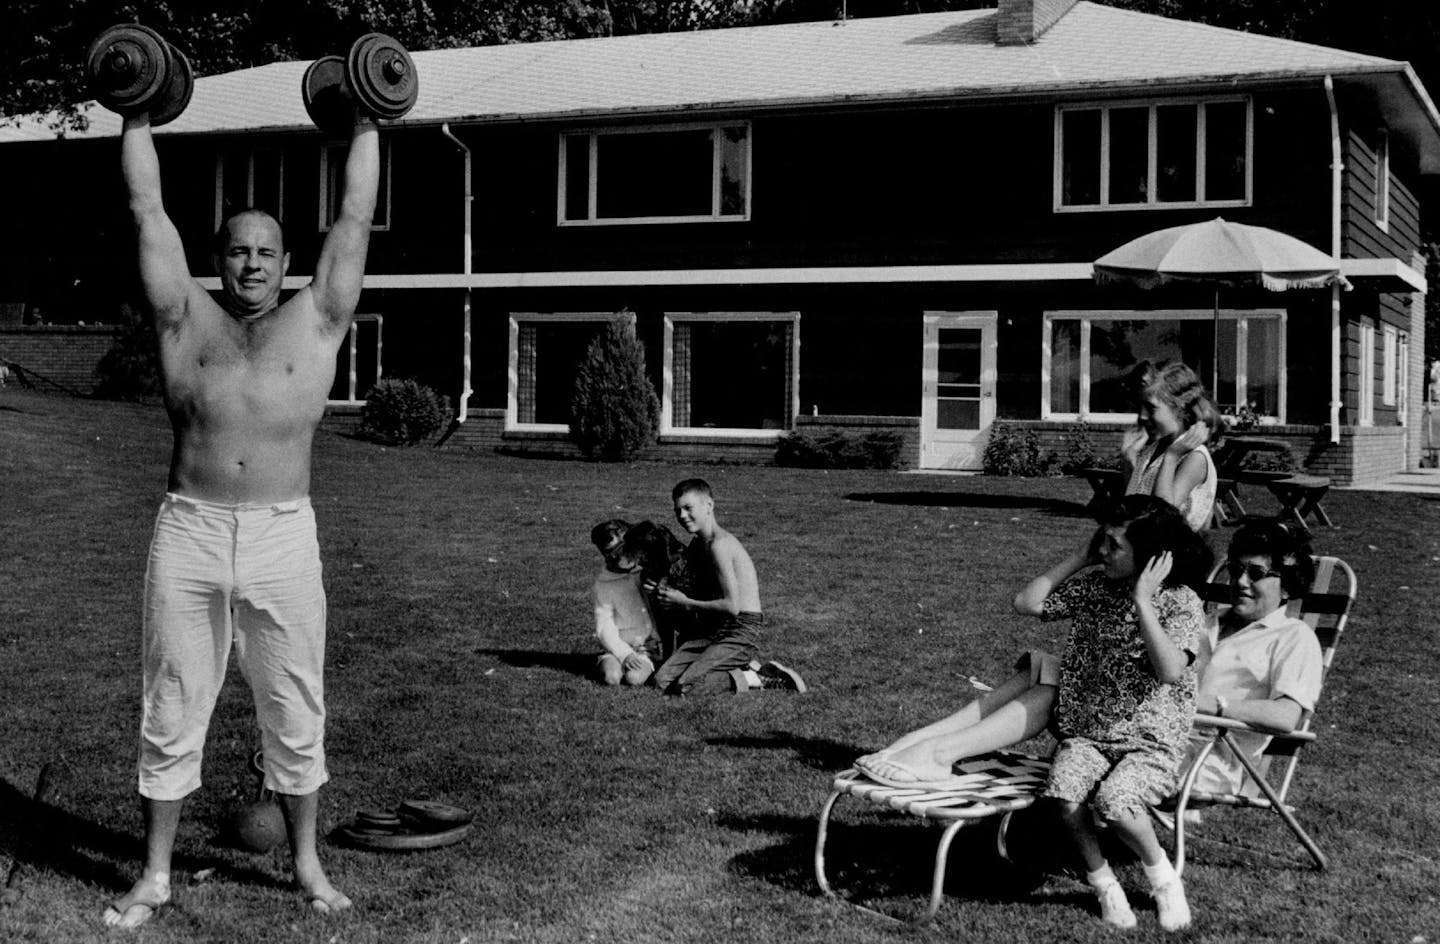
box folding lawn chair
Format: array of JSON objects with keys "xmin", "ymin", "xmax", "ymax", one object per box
[
  {"xmin": 1167, "ymin": 553, "xmax": 1356, "ymax": 876},
  {"xmin": 814, "ymin": 553, "xmax": 1356, "ymax": 921}
]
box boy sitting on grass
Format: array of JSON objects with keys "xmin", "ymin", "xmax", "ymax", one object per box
[
  {"xmin": 647, "ymin": 478, "xmax": 806, "ymax": 695},
  {"xmin": 591, "ymin": 519, "xmax": 661, "ymax": 686}
]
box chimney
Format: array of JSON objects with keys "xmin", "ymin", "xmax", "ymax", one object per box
[{"xmin": 996, "ymin": 0, "xmax": 1079, "ymax": 46}]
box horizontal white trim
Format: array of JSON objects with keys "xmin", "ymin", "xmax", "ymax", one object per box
[
  {"xmin": 196, "ymin": 262, "xmax": 1095, "ymax": 292},
  {"xmin": 1338, "ymin": 257, "xmax": 1426, "ymax": 292},
  {"xmin": 193, "ymin": 257, "xmax": 1423, "ymax": 292}
]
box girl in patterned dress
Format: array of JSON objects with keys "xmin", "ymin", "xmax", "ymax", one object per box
[
  {"xmin": 1013, "ymin": 495, "xmax": 1211, "ymax": 932},
  {"xmin": 1123, "ymin": 361, "xmax": 1222, "ymax": 532}
]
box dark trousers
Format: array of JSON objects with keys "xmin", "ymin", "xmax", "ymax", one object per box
[{"xmin": 652, "ymin": 612, "xmax": 763, "ymax": 695}]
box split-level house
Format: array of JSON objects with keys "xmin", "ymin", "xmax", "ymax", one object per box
[{"xmin": 1, "ymin": 0, "xmax": 1435, "ymax": 484}]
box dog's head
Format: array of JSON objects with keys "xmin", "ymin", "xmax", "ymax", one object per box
[{"xmin": 622, "ymin": 520, "xmax": 684, "ymax": 584}]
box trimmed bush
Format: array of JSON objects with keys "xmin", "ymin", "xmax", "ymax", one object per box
[
  {"xmin": 93, "ymin": 305, "xmax": 161, "ymax": 401},
  {"xmin": 982, "ymin": 420, "xmax": 1046, "ymax": 476},
  {"xmin": 775, "ymin": 429, "xmax": 904, "ymax": 469},
  {"xmin": 359, "ymin": 377, "xmax": 451, "ymax": 445},
  {"xmin": 569, "ymin": 316, "xmax": 661, "ymax": 461},
  {"xmin": 1056, "ymin": 423, "xmax": 1123, "ymax": 474}
]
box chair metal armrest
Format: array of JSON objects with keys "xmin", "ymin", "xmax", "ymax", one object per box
[{"xmin": 1191, "ymin": 713, "xmax": 1315, "ymax": 741}]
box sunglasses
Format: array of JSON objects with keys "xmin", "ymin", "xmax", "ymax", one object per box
[{"xmin": 1226, "ymin": 561, "xmax": 1282, "ymax": 583}]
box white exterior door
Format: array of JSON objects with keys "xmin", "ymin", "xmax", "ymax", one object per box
[{"xmin": 920, "ymin": 311, "xmax": 997, "ymax": 470}]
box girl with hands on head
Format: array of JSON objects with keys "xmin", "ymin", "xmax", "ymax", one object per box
[{"xmin": 1123, "ymin": 361, "xmax": 1223, "ymax": 532}]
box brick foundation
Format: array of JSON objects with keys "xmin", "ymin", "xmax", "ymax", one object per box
[{"xmin": 0, "ymin": 325, "xmax": 121, "ymax": 395}]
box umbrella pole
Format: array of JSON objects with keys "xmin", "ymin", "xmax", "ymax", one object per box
[{"xmin": 1212, "ymin": 289, "xmax": 1220, "ymax": 397}]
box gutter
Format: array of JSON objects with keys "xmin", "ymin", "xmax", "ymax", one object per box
[
  {"xmin": 440, "ymin": 122, "xmax": 474, "ymax": 431},
  {"xmin": 1324, "ymin": 76, "xmax": 1342, "ymax": 445}
]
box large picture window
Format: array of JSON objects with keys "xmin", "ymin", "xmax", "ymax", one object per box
[
  {"xmin": 1043, "ymin": 310, "xmax": 1285, "ymax": 422},
  {"xmin": 319, "ymin": 139, "xmax": 392, "ymax": 231},
  {"xmin": 1056, "ymin": 98, "xmax": 1251, "ymax": 211},
  {"xmin": 664, "ymin": 313, "xmax": 797, "ymax": 436},
  {"xmin": 508, "ymin": 313, "xmax": 619, "ymax": 428},
  {"xmin": 559, "ymin": 123, "xmax": 750, "ymax": 225}
]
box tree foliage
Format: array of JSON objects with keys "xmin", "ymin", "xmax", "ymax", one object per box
[{"xmin": 569, "ymin": 316, "xmax": 661, "ymax": 461}]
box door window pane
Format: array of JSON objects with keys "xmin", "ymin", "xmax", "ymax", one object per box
[{"xmin": 937, "ymin": 399, "xmax": 980, "ymax": 430}]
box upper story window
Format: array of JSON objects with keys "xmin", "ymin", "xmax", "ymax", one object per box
[
  {"xmin": 1055, "ymin": 98, "xmax": 1251, "ymax": 211},
  {"xmin": 558, "ymin": 123, "xmax": 751, "ymax": 225},
  {"xmin": 319, "ymin": 140, "xmax": 392, "ymax": 231},
  {"xmin": 216, "ymin": 145, "xmax": 285, "ymax": 227}
]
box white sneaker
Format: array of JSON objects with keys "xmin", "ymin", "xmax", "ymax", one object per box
[
  {"xmin": 757, "ymin": 660, "xmax": 806, "ymax": 692},
  {"xmin": 1152, "ymin": 878, "xmax": 1192, "ymax": 932},
  {"xmin": 1095, "ymin": 881, "xmax": 1137, "ymax": 930}
]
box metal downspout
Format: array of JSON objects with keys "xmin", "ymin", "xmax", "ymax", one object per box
[
  {"xmin": 1324, "ymin": 77, "xmax": 1343, "ymax": 445},
  {"xmin": 441, "ymin": 122, "xmax": 474, "ymax": 426}
]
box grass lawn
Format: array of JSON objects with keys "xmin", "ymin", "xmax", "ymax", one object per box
[{"xmin": 2, "ymin": 386, "xmax": 1438, "ymax": 943}]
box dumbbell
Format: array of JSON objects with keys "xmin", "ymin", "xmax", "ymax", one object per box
[
  {"xmin": 302, "ymin": 33, "xmax": 418, "ymax": 134},
  {"xmin": 86, "ymin": 24, "xmax": 194, "ymax": 126}
]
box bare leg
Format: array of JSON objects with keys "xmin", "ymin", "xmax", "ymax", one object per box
[
  {"xmin": 858, "ymin": 677, "xmax": 1056, "ymax": 782},
  {"xmin": 103, "ymin": 797, "xmax": 181, "ymax": 929},
  {"xmin": 279, "ymin": 790, "xmax": 351, "ymax": 915}
]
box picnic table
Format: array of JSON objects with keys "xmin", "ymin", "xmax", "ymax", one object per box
[{"xmin": 1077, "ymin": 435, "xmax": 1335, "ymax": 529}]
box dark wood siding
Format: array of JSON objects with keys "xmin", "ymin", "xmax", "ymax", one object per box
[{"xmin": 1342, "ymin": 126, "xmax": 1421, "ymax": 264}]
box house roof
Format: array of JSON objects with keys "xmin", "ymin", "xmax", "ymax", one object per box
[{"xmin": 7, "ymin": 2, "xmax": 1439, "ymax": 169}]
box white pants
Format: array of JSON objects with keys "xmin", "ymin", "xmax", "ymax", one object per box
[{"xmin": 139, "ymin": 494, "xmax": 329, "ymax": 800}]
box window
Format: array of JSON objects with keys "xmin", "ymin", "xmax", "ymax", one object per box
[
  {"xmin": 1043, "ymin": 309, "xmax": 1285, "ymax": 421},
  {"xmin": 664, "ymin": 313, "xmax": 798, "ymax": 436},
  {"xmin": 508, "ymin": 313, "xmax": 620, "ymax": 428},
  {"xmin": 1056, "ymin": 98, "xmax": 1251, "ymax": 210},
  {"xmin": 319, "ymin": 139, "xmax": 392, "ymax": 231},
  {"xmin": 1374, "ymin": 131, "xmax": 1390, "ymax": 229},
  {"xmin": 1358, "ymin": 323, "xmax": 1375, "ymax": 425},
  {"xmin": 1397, "ymin": 331, "xmax": 1409, "ymax": 425},
  {"xmin": 1383, "ymin": 325, "xmax": 1398, "ymax": 406},
  {"xmin": 559, "ymin": 123, "xmax": 751, "ymax": 225},
  {"xmin": 328, "ymin": 315, "xmax": 383, "ymax": 404},
  {"xmin": 216, "ymin": 145, "xmax": 285, "ymax": 226}
]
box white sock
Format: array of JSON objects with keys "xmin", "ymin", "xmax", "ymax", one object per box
[
  {"xmin": 1086, "ymin": 864, "xmax": 1118, "ymax": 889},
  {"xmin": 1143, "ymin": 858, "xmax": 1177, "ymax": 889}
]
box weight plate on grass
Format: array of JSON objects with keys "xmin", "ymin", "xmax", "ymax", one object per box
[
  {"xmin": 397, "ymin": 799, "xmax": 473, "ymax": 829},
  {"xmin": 346, "ymin": 32, "xmax": 417, "ymax": 121},
  {"xmin": 338, "ymin": 821, "xmax": 472, "ymax": 851},
  {"xmin": 86, "ymin": 23, "xmax": 171, "ymax": 115},
  {"xmin": 148, "ymin": 44, "xmax": 193, "ymax": 126}
]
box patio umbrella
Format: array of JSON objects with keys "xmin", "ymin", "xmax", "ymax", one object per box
[{"xmin": 1092, "ymin": 216, "xmax": 1349, "ymax": 394}]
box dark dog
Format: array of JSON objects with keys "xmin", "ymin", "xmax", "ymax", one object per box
[{"xmin": 622, "ymin": 520, "xmax": 688, "ymax": 659}]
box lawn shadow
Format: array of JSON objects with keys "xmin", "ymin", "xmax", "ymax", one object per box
[
  {"xmin": 718, "ymin": 809, "xmax": 1076, "ymax": 914},
  {"xmin": 703, "ymin": 730, "xmax": 865, "ymax": 773},
  {"xmin": 474, "ymin": 647, "xmax": 596, "ymax": 678},
  {"xmin": 844, "ymin": 491, "xmax": 1090, "ymax": 517},
  {"xmin": 0, "ymin": 768, "xmax": 285, "ymax": 898}
]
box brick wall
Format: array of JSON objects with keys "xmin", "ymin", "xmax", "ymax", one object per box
[
  {"xmin": 0, "ymin": 326, "xmax": 120, "ymax": 395},
  {"xmin": 795, "ymin": 414, "xmax": 921, "ymax": 470}
]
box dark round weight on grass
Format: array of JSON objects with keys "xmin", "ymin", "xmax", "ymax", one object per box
[
  {"xmin": 302, "ymin": 55, "xmax": 353, "ymax": 134},
  {"xmin": 147, "ymin": 44, "xmax": 193, "ymax": 127},
  {"xmin": 86, "ymin": 24, "xmax": 171, "ymax": 115},
  {"xmin": 231, "ymin": 800, "xmax": 286, "ymax": 853},
  {"xmin": 346, "ymin": 32, "xmax": 418, "ymax": 121}
]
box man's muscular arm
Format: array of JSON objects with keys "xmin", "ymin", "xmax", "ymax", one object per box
[
  {"xmin": 121, "ymin": 114, "xmax": 193, "ymax": 328},
  {"xmin": 310, "ymin": 118, "xmax": 380, "ymax": 335}
]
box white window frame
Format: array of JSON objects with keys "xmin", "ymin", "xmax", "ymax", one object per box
[
  {"xmin": 1374, "ymin": 130, "xmax": 1390, "ymax": 230},
  {"xmin": 1382, "ymin": 324, "xmax": 1398, "ymax": 406},
  {"xmin": 1054, "ymin": 96, "xmax": 1253, "ymax": 212},
  {"xmin": 327, "ymin": 314, "xmax": 383, "ymax": 406},
  {"xmin": 1359, "ymin": 323, "xmax": 1376, "ymax": 425},
  {"xmin": 662, "ymin": 311, "xmax": 799, "ymax": 439},
  {"xmin": 507, "ymin": 311, "xmax": 632, "ymax": 432},
  {"xmin": 1041, "ymin": 308, "xmax": 1287, "ymax": 422},
  {"xmin": 213, "ymin": 145, "xmax": 286, "ymax": 228},
  {"xmin": 1397, "ymin": 331, "xmax": 1409, "ymax": 425},
  {"xmin": 557, "ymin": 121, "xmax": 753, "ymax": 226},
  {"xmin": 318, "ymin": 138, "xmax": 393, "ymax": 232}
]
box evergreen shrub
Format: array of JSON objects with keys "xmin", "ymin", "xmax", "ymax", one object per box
[
  {"xmin": 359, "ymin": 377, "xmax": 451, "ymax": 445},
  {"xmin": 982, "ymin": 420, "xmax": 1046, "ymax": 476},
  {"xmin": 93, "ymin": 305, "xmax": 161, "ymax": 401},
  {"xmin": 568, "ymin": 316, "xmax": 660, "ymax": 461}
]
